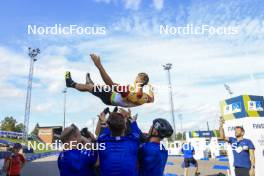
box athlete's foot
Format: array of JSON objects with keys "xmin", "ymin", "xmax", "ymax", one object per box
[
  {"xmin": 86, "ymin": 73, "xmax": 94, "ymax": 85},
  {"xmin": 65, "ymin": 71, "xmax": 76, "ymax": 88}
]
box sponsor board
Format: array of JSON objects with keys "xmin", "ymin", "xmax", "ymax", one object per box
[{"xmin": 223, "ymin": 118, "xmax": 264, "ymax": 176}]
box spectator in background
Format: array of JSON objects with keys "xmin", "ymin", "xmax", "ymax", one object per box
[
  {"xmin": 138, "ymin": 118, "xmax": 173, "ymax": 176},
  {"xmin": 58, "ymin": 124, "xmax": 98, "ymax": 176},
  {"xmin": 181, "ymin": 142, "xmax": 200, "ymax": 176},
  {"xmin": 4, "ymin": 143, "xmax": 26, "ymax": 176},
  {"xmin": 219, "ymin": 117, "xmax": 255, "ymax": 176}
]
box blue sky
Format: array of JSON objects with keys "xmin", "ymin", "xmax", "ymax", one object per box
[{"xmin": 0, "ymin": 0, "xmax": 264, "ymax": 133}]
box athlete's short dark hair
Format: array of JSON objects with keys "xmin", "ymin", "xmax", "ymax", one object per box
[
  {"xmin": 138, "ymin": 73, "xmax": 149, "ymax": 86},
  {"xmin": 235, "ymin": 126, "xmax": 245, "ymax": 133},
  {"xmin": 107, "ymin": 112, "xmax": 126, "ymax": 136}
]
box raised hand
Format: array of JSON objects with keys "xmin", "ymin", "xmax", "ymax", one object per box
[
  {"xmin": 90, "ymin": 53, "xmax": 102, "ymax": 68},
  {"xmin": 98, "ymin": 111, "xmax": 107, "ymax": 123},
  {"xmin": 220, "ymin": 116, "xmax": 225, "ymax": 127},
  {"xmin": 119, "ymin": 108, "xmax": 131, "ymax": 119}
]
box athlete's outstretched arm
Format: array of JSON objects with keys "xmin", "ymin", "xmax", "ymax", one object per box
[
  {"xmin": 95, "ymin": 111, "xmax": 107, "ymax": 137},
  {"xmin": 219, "ymin": 116, "xmax": 229, "ymax": 141},
  {"xmin": 90, "ymin": 54, "xmax": 117, "ymax": 86}
]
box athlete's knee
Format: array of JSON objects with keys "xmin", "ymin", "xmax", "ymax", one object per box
[{"xmin": 84, "ymin": 84, "xmax": 95, "ymax": 92}]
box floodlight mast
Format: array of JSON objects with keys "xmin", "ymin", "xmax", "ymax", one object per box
[
  {"xmin": 23, "ymin": 47, "xmax": 40, "ymax": 140},
  {"xmin": 224, "ymin": 84, "xmax": 234, "ymax": 98},
  {"xmin": 62, "ymin": 88, "xmax": 67, "ymax": 129},
  {"xmin": 163, "ymin": 63, "xmax": 177, "ymax": 140}
]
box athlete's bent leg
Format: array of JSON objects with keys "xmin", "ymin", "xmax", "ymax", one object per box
[
  {"xmin": 86, "ymin": 73, "xmax": 94, "ymax": 85},
  {"xmin": 194, "ymin": 166, "xmax": 200, "ymax": 176},
  {"xmin": 184, "ymin": 158, "xmax": 190, "ymax": 176},
  {"xmin": 65, "ymin": 71, "xmax": 94, "ymax": 92},
  {"xmin": 193, "ymin": 159, "xmax": 200, "ymax": 175},
  {"xmin": 75, "ymin": 83, "xmax": 94, "ymax": 92},
  {"xmin": 65, "ymin": 71, "xmax": 112, "ymax": 105},
  {"xmin": 184, "ymin": 168, "xmax": 189, "ymax": 176}
]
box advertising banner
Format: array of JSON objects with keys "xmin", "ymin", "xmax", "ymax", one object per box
[{"xmin": 220, "ymin": 95, "xmax": 264, "ymax": 176}]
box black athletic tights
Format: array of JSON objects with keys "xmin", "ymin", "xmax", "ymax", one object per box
[{"xmin": 235, "ymin": 167, "xmax": 250, "ymax": 176}]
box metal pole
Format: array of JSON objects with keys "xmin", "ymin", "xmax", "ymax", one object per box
[
  {"xmin": 207, "ymin": 121, "xmax": 210, "ymax": 131},
  {"xmin": 163, "ymin": 63, "xmax": 177, "ymax": 140},
  {"xmin": 224, "ymin": 84, "xmax": 233, "ymax": 98},
  {"xmin": 23, "ymin": 48, "xmax": 40, "ymax": 140},
  {"xmin": 63, "ymin": 88, "xmax": 67, "ymax": 129},
  {"xmin": 178, "ymin": 113, "xmax": 183, "ymax": 140}
]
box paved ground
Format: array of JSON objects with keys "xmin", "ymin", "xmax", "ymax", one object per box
[
  {"xmin": 165, "ymin": 156, "xmax": 229, "ymax": 176},
  {"xmin": 21, "ymin": 156, "xmax": 229, "ymax": 176},
  {"xmin": 21, "ymin": 155, "xmax": 59, "ymax": 176}
]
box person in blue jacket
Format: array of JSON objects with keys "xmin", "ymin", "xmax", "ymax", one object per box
[
  {"xmin": 181, "ymin": 142, "xmax": 200, "ymax": 176},
  {"xmin": 97, "ymin": 110, "xmax": 140, "ymax": 176},
  {"xmin": 220, "ymin": 116, "xmax": 255, "ymax": 176},
  {"xmin": 138, "ymin": 118, "xmax": 174, "ymax": 176},
  {"xmin": 58, "ymin": 124, "xmax": 98, "ymax": 176}
]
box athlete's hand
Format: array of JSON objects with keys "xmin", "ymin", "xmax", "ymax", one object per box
[
  {"xmin": 219, "ymin": 116, "xmax": 224, "ymax": 127},
  {"xmin": 119, "ymin": 108, "xmax": 131, "ymax": 119},
  {"xmin": 130, "ymin": 113, "xmax": 138, "ymax": 123},
  {"xmin": 249, "ymin": 168, "xmax": 255, "ymax": 176},
  {"xmin": 90, "ymin": 54, "xmax": 102, "ymax": 67},
  {"xmin": 98, "ymin": 112, "xmax": 106, "ymax": 123}
]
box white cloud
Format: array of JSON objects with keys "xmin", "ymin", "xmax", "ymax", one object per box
[
  {"xmin": 0, "ymin": 83, "xmax": 24, "ymax": 98},
  {"xmin": 153, "ymin": 0, "xmax": 164, "ymax": 10},
  {"xmin": 1, "ymin": 5, "xmax": 264, "ymax": 132},
  {"xmin": 0, "ymin": 47, "xmax": 28, "ymax": 80},
  {"xmin": 32, "ymin": 103, "xmax": 53, "ymax": 112},
  {"xmin": 122, "ymin": 0, "xmax": 141, "ymax": 10},
  {"xmin": 93, "ymin": 0, "xmax": 141, "ymax": 10},
  {"xmin": 2, "ymin": 31, "xmax": 264, "ymax": 131},
  {"xmin": 94, "ymin": 0, "xmax": 111, "ymax": 3}
]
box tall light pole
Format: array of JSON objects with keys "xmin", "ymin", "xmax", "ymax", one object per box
[
  {"xmin": 178, "ymin": 113, "xmax": 183, "ymax": 140},
  {"xmin": 224, "ymin": 84, "xmax": 233, "ymax": 98},
  {"xmin": 63, "ymin": 88, "xmax": 67, "ymax": 129},
  {"xmin": 23, "ymin": 47, "xmax": 40, "ymax": 140},
  {"xmin": 206, "ymin": 121, "xmax": 210, "ymax": 131},
  {"xmin": 163, "ymin": 63, "xmax": 177, "ymax": 140}
]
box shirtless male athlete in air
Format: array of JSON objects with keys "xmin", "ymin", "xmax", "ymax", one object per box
[{"xmin": 65, "ymin": 54, "xmax": 154, "ymax": 107}]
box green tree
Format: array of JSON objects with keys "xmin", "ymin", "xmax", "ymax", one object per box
[
  {"xmin": 176, "ymin": 132, "xmax": 183, "ymax": 140},
  {"xmin": 167, "ymin": 135, "xmax": 175, "ymax": 142},
  {"xmin": 0, "ymin": 116, "xmax": 16, "ymax": 131},
  {"xmin": 15, "ymin": 123, "xmax": 25, "ymax": 132},
  {"xmin": 31, "ymin": 123, "xmax": 40, "ymax": 135}
]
